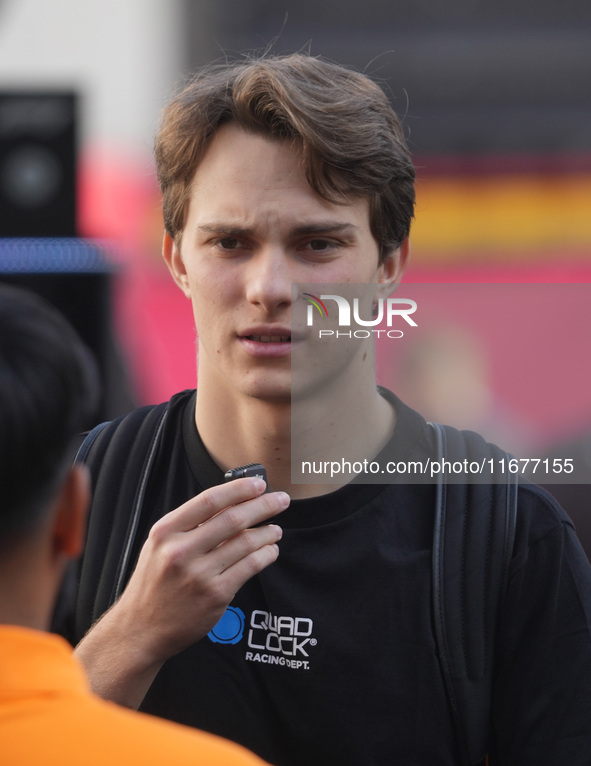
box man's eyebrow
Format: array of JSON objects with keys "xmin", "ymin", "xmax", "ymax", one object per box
[
  {"xmin": 196, "ymin": 221, "xmax": 359, "ymax": 237},
  {"xmin": 291, "ymin": 222, "xmax": 359, "ymax": 237},
  {"xmin": 197, "ymin": 223, "xmax": 254, "ymax": 236}
]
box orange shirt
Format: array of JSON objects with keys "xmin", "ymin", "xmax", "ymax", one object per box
[{"xmin": 0, "ymin": 626, "xmax": 268, "ymax": 766}]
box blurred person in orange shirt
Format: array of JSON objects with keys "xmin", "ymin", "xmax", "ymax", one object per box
[{"xmin": 0, "ymin": 283, "xmax": 269, "ymax": 766}]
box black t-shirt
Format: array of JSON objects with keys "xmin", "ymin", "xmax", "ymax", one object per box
[{"xmin": 74, "ymin": 390, "xmax": 591, "ymax": 766}]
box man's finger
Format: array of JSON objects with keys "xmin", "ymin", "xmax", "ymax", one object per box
[
  {"xmin": 183, "ymin": 490, "xmax": 289, "ymax": 552},
  {"xmin": 213, "ymin": 541, "xmax": 282, "ymax": 595},
  {"xmin": 154, "ymin": 477, "xmax": 269, "ymax": 534},
  {"xmin": 207, "ymin": 523, "xmax": 284, "ymax": 576}
]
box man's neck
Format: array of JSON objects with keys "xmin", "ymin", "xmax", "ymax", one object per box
[
  {"xmin": 0, "ymin": 542, "xmax": 57, "ymax": 631},
  {"xmin": 195, "ymin": 373, "xmax": 396, "ymax": 500}
]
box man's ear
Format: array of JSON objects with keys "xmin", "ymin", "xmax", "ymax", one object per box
[
  {"xmin": 162, "ymin": 232, "xmax": 191, "ymax": 298},
  {"xmin": 51, "ymin": 464, "xmax": 90, "ymax": 559},
  {"xmin": 376, "ymin": 238, "xmax": 411, "ymax": 300}
]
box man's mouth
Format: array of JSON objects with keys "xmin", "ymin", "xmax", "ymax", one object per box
[{"xmin": 245, "ymin": 335, "xmax": 291, "ymax": 343}]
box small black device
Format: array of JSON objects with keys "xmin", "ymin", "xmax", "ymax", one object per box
[{"xmin": 224, "ymin": 462, "xmax": 268, "ymax": 488}]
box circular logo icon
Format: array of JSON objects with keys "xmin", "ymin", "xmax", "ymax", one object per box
[{"xmin": 207, "ymin": 606, "xmax": 245, "ymax": 645}]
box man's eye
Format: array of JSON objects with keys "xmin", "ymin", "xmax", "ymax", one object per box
[
  {"xmin": 307, "ymin": 239, "xmax": 333, "ymax": 251},
  {"xmin": 217, "ymin": 237, "xmax": 242, "ymax": 249}
]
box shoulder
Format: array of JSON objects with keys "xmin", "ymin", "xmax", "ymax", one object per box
[
  {"xmin": 65, "ymin": 693, "xmax": 267, "ymax": 765},
  {"xmin": 516, "ymin": 480, "xmax": 574, "ymax": 533},
  {"xmin": 513, "ymin": 480, "xmax": 589, "ymax": 567},
  {"xmin": 99, "ymin": 389, "xmax": 195, "ymax": 441},
  {"xmin": 78, "ymin": 390, "xmax": 195, "ymax": 471}
]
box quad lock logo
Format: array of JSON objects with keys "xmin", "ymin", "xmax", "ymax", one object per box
[
  {"xmin": 304, "ymin": 293, "xmax": 418, "ymax": 339},
  {"xmin": 208, "ymin": 607, "xmax": 316, "ymax": 671}
]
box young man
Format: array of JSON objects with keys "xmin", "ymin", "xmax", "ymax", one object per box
[
  {"xmin": 68, "ymin": 55, "xmax": 591, "ymax": 765},
  {"xmin": 0, "ymin": 284, "xmax": 269, "ymax": 765}
]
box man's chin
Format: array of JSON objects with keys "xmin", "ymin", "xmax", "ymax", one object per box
[{"xmin": 242, "ymin": 380, "xmax": 292, "ymax": 405}]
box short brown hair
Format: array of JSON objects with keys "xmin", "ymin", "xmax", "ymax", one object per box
[{"xmin": 155, "ymin": 54, "xmax": 415, "ymax": 262}]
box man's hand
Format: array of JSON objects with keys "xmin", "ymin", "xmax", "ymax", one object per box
[{"xmin": 75, "ymin": 477, "xmax": 288, "ymax": 707}]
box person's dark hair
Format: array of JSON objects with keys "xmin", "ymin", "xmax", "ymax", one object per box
[
  {"xmin": 0, "ymin": 285, "xmax": 99, "ymax": 544},
  {"xmin": 155, "ymin": 53, "xmax": 415, "ymax": 263}
]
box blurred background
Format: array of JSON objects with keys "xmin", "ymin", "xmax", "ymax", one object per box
[{"xmin": 0, "ymin": 0, "xmax": 590, "ymax": 465}]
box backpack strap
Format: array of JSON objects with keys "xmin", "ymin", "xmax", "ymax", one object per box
[
  {"xmin": 74, "ymin": 401, "xmax": 169, "ymax": 640},
  {"xmin": 430, "ymin": 422, "xmax": 518, "ymax": 766},
  {"xmin": 112, "ymin": 404, "xmax": 169, "ymax": 603},
  {"xmin": 74, "ymin": 420, "xmax": 111, "ymax": 464}
]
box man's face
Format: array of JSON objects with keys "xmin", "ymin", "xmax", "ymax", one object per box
[{"xmin": 164, "ymin": 123, "xmax": 406, "ymax": 403}]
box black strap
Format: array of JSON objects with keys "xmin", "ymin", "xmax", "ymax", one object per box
[
  {"xmin": 74, "ymin": 421, "xmax": 110, "ymax": 464},
  {"xmin": 431, "ymin": 423, "xmax": 518, "ymax": 766},
  {"xmin": 74, "ymin": 402, "xmax": 169, "ymax": 639},
  {"xmin": 111, "ymin": 404, "xmax": 169, "ymax": 602}
]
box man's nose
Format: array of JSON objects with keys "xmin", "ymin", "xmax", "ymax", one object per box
[{"xmin": 245, "ymin": 249, "xmax": 292, "ymax": 313}]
